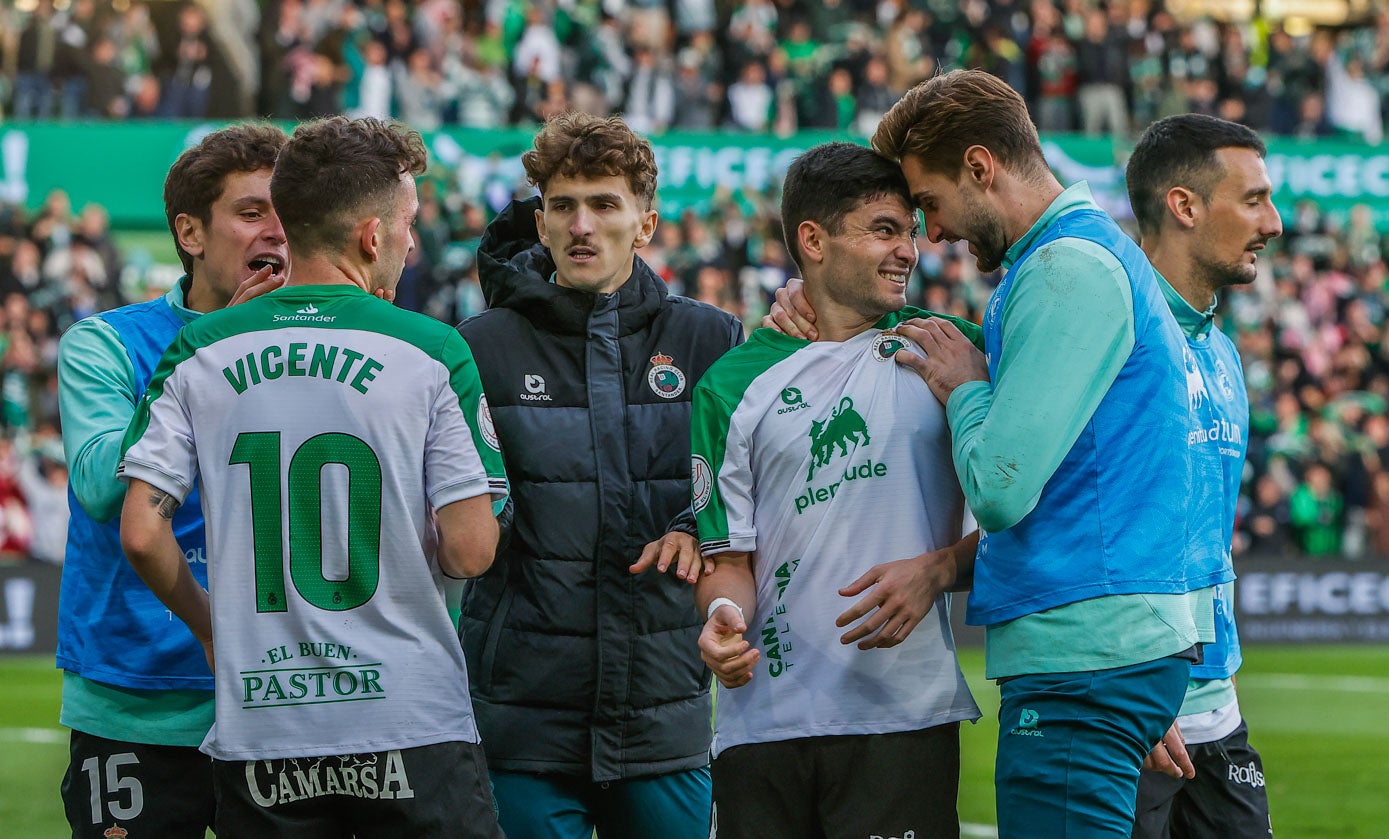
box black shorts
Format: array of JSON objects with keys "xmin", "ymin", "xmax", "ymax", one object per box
[
  {"xmin": 711, "ymin": 723, "xmax": 961, "ymax": 839},
  {"xmin": 1132, "ymin": 720, "xmax": 1272, "ymax": 839},
  {"xmin": 212, "ymin": 740, "xmax": 504, "ymax": 839},
  {"xmin": 61, "ymin": 729, "xmax": 215, "ymax": 839}
]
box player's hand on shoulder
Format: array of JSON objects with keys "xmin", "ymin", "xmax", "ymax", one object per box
[
  {"xmin": 893, "ymin": 317, "xmax": 988, "ymax": 406},
  {"xmin": 835, "ymin": 548, "xmax": 956, "ymax": 650},
  {"xmin": 762, "ymin": 277, "xmax": 817, "ymax": 340},
  {"xmin": 630, "ymin": 530, "xmax": 712, "ymax": 583},
  {"xmin": 700, "ymin": 605, "xmax": 758, "ymax": 689}
]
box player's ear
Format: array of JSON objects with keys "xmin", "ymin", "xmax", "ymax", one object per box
[
  {"xmin": 174, "ymin": 213, "xmax": 205, "ymax": 259},
  {"xmin": 359, "ymin": 216, "xmax": 382, "ymax": 261},
  {"xmin": 962, "ymin": 145, "xmax": 995, "ymax": 191},
  {"xmin": 798, "ymin": 220, "xmax": 826, "ymax": 264},
  {"xmin": 535, "ymin": 206, "xmax": 550, "ymax": 248},
  {"xmin": 1165, "ymin": 186, "xmax": 1198, "ymax": 230},
  {"xmin": 633, "ymin": 208, "xmax": 658, "ymax": 250}
]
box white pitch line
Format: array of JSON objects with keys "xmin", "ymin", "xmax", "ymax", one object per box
[
  {"xmin": 962, "ymin": 823, "xmax": 999, "ymax": 838},
  {"xmin": 1240, "ymin": 673, "xmax": 1389, "ymax": 693},
  {"xmin": 0, "ymin": 727, "xmax": 66, "ymax": 744}
]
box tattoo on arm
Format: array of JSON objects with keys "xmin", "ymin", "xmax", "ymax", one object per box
[{"xmin": 147, "ymin": 489, "xmax": 180, "ymax": 520}]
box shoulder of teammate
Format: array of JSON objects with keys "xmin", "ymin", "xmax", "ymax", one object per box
[
  {"xmin": 1008, "ymin": 236, "xmax": 1132, "ymax": 327},
  {"xmin": 891, "ymin": 306, "xmax": 983, "ymax": 351},
  {"xmin": 664, "ymin": 294, "xmax": 746, "ymax": 349}
]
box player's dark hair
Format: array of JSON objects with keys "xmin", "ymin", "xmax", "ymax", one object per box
[
  {"xmin": 271, "ymin": 116, "xmax": 428, "ymax": 258},
  {"xmin": 780, "ymin": 142, "xmax": 913, "ymax": 273},
  {"xmin": 163, "ymin": 123, "xmax": 287, "ymax": 274},
  {"xmin": 1126, "ymin": 114, "xmax": 1267, "ymax": 238}
]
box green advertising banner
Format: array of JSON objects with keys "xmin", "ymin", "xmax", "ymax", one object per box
[{"xmin": 4, "ymin": 122, "xmax": 1388, "ymax": 231}]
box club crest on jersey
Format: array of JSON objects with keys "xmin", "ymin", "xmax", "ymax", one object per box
[
  {"xmin": 477, "ymin": 395, "xmax": 499, "ymax": 451},
  {"xmin": 103, "ymin": 827, "xmax": 128, "ymax": 839},
  {"xmin": 1213, "ymin": 358, "xmax": 1236, "ymax": 401},
  {"xmin": 647, "ymin": 352, "xmax": 686, "ymax": 399},
  {"xmin": 691, "ymin": 455, "xmax": 713, "ymax": 512},
  {"xmin": 870, "ymin": 330, "xmax": 913, "ymax": 362}
]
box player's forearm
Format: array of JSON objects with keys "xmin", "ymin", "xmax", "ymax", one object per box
[
  {"xmin": 945, "ymin": 530, "xmax": 979, "ymax": 592},
  {"xmin": 119, "ymin": 482, "xmax": 211, "ymax": 642},
  {"xmin": 695, "ymin": 552, "xmax": 757, "ymax": 618},
  {"xmin": 437, "ymin": 493, "xmax": 502, "ymax": 578}
]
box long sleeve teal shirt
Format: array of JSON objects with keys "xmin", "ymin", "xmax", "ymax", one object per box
[
  {"xmin": 57, "ymin": 281, "xmax": 213, "ymax": 746},
  {"xmin": 943, "ymin": 184, "xmax": 1213, "ymax": 680}
]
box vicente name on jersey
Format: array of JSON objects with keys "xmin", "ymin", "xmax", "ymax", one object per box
[{"xmin": 221, "ymin": 340, "xmax": 385, "ymax": 396}]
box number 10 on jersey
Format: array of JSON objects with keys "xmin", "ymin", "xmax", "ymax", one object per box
[{"xmin": 229, "ymin": 431, "xmax": 383, "ymax": 613}]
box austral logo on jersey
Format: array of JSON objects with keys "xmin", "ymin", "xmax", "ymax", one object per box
[
  {"xmin": 245, "ymin": 751, "xmax": 417, "ymax": 806},
  {"xmin": 519, "ymin": 373, "xmax": 552, "ymax": 402},
  {"xmin": 647, "ymin": 351, "xmax": 687, "ymax": 399},
  {"xmin": 777, "ymin": 386, "xmax": 809, "ymax": 414},
  {"xmin": 870, "ymin": 329, "xmax": 913, "ymax": 362},
  {"xmin": 794, "ymin": 396, "xmax": 888, "ymax": 515}
]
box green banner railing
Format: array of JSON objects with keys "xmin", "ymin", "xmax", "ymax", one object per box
[{"xmin": 5, "ymin": 122, "xmax": 1387, "ymax": 230}]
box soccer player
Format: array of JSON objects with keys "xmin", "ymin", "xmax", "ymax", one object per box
[
  {"xmin": 118, "ymin": 116, "xmax": 507, "ymax": 838},
  {"xmin": 56, "ymin": 123, "xmax": 288, "ymax": 839},
  {"xmin": 692, "ymin": 142, "xmax": 981, "ymax": 839},
  {"xmin": 1126, "ymin": 115, "xmax": 1281, "ymax": 839},
  {"xmin": 879, "ymin": 70, "xmax": 1228, "ymax": 838},
  {"xmin": 456, "ymin": 112, "xmax": 742, "ymax": 839}
]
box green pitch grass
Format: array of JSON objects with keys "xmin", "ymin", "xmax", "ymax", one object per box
[{"xmin": 4, "ymin": 646, "xmax": 1386, "ymax": 837}]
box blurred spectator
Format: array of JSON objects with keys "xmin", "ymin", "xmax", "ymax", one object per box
[
  {"xmin": 1290, "ymin": 463, "xmax": 1344, "ymax": 557},
  {"xmin": 14, "ymin": 0, "xmax": 59, "ymax": 119},
  {"xmin": 156, "ymin": 2, "xmax": 214, "ymax": 118},
  {"xmin": 1075, "ymin": 8, "xmax": 1128, "ymax": 136}
]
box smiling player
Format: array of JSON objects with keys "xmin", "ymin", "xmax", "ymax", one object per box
[{"xmin": 692, "ymin": 142, "xmax": 980, "ymax": 839}]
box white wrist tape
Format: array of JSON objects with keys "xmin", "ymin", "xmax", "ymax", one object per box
[{"xmin": 706, "ymin": 597, "xmax": 745, "ymax": 622}]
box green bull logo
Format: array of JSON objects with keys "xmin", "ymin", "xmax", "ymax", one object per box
[{"xmin": 807, "ymin": 397, "xmax": 871, "ymax": 481}]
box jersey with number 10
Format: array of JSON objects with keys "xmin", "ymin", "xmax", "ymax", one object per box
[
  {"xmin": 119, "ymin": 285, "xmax": 507, "ymax": 761},
  {"xmin": 691, "ymin": 312, "xmax": 980, "ymax": 757}
]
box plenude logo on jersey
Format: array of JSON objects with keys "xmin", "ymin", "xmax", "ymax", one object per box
[
  {"xmin": 272, "ymin": 303, "xmax": 337, "ymax": 323},
  {"xmin": 647, "ymin": 351, "xmax": 686, "ymax": 399},
  {"xmin": 519, "ymin": 374, "xmax": 552, "ymax": 401},
  {"xmin": 794, "ymin": 396, "xmax": 889, "ymax": 515}
]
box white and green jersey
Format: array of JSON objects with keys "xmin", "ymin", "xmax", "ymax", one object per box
[
  {"xmin": 119, "ymin": 285, "xmax": 507, "ymax": 762},
  {"xmin": 691, "ymin": 311, "xmax": 981, "ymax": 757}
]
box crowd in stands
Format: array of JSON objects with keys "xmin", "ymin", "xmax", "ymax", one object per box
[
  {"xmin": 1, "ymin": 0, "xmax": 1388, "ymax": 562},
  {"xmin": 2, "ymin": 0, "xmax": 1389, "ymax": 144}
]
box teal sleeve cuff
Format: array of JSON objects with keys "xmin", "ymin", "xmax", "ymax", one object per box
[{"xmin": 58, "ymin": 317, "xmax": 138, "ymax": 522}]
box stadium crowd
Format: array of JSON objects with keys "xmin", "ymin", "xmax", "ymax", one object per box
[{"xmin": 1, "ymin": 0, "xmax": 1389, "ymax": 144}]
